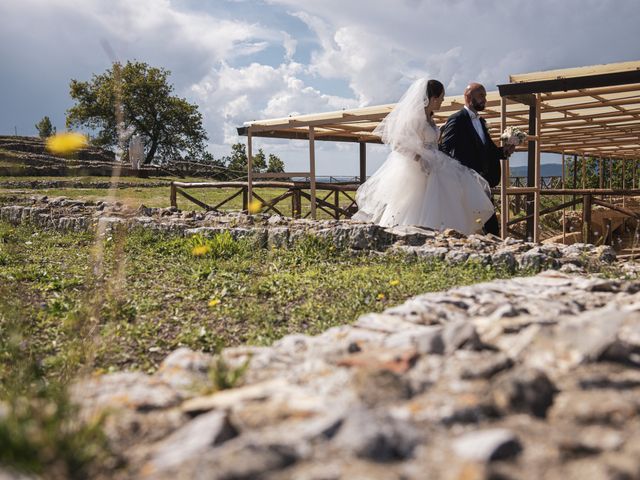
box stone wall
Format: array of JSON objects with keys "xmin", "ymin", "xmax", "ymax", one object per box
[
  {"xmin": 0, "ymin": 196, "xmax": 622, "ymax": 275},
  {"xmin": 68, "ymin": 273, "xmax": 640, "ymax": 479}
]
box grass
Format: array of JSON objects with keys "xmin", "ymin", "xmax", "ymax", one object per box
[
  {"xmin": 0, "ymin": 220, "xmax": 519, "ymax": 379},
  {"xmin": 0, "ymin": 219, "xmax": 516, "ymax": 477},
  {"xmin": 0, "ymin": 173, "xmax": 353, "ymax": 218}
]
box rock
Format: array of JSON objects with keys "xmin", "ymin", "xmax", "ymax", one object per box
[
  {"xmin": 549, "ymin": 390, "xmax": 639, "ymax": 426},
  {"xmin": 442, "ymin": 321, "xmax": 483, "ymax": 353},
  {"xmin": 143, "ymin": 410, "xmax": 238, "ymax": 474},
  {"xmin": 154, "ymin": 347, "xmax": 213, "ymax": 391},
  {"xmin": 452, "ymin": 428, "xmax": 522, "ymax": 462},
  {"xmin": 332, "ymin": 409, "xmax": 422, "ymax": 461},
  {"xmin": 335, "ymin": 347, "xmax": 418, "ymax": 375},
  {"xmin": 490, "ymin": 367, "xmax": 556, "ymax": 418},
  {"xmin": 71, "ymin": 372, "xmax": 182, "ymax": 413},
  {"xmin": 558, "ymin": 425, "xmax": 625, "ymax": 457}
]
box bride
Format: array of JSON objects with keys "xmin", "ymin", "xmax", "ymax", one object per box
[{"xmin": 352, "ymin": 78, "xmax": 494, "ymax": 235}]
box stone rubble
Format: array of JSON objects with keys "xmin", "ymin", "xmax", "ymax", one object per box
[
  {"xmin": 0, "ymin": 195, "xmax": 629, "ymax": 274},
  {"xmin": 62, "ymin": 272, "xmax": 640, "ymax": 479},
  {"xmin": 3, "ymin": 196, "xmax": 640, "ymax": 478}
]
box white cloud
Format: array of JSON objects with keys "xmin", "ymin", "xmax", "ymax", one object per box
[{"xmin": 1, "ymin": 0, "xmax": 639, "ymax": 174}]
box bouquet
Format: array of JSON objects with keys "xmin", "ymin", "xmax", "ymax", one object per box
[{"xmin": 500, "ymin": 126, "xmax": 527, "ymax": 146}]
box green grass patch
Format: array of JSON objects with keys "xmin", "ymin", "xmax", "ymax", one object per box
[{"xmin": 0, "ymin": 220, "xmax": 519, "ymax": 379}]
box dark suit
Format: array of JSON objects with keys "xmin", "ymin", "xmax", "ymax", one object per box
[{"xmin": 439, "ymin": 107, "xmax": 506, "ymax": 235}]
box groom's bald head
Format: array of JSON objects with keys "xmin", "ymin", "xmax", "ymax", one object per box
[{"xmin": 464, "ymin": 82, "xmax": 487, "ymax": 112}]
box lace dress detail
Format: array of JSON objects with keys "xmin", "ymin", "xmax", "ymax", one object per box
[{"xmin": 353, "ymin": 122, "xmax": 494, "ymax": 235}]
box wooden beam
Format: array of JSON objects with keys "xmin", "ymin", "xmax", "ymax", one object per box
[
  {"xmin": 526, "ymin": 103, "xmax": 536, "ymax": 240},
  {"xmin": 534, "ymin": 93, "xmax": 541, "ymax": 243},
  {"xmin": 498, "ymin": 69, "xmax": 640, "ymax": 96},
  {"xmin": 500, "ymin": 96, "xmax": 508, "ymax": 239},
  {"xmin": 359, "ymin": 142, "xmax": 367, "ymax": 184},
  {"xmin": 309, "ymin": 126, "xmax": 317, "ymax": 219},
  {"xmin": 247, "ymin": 129, "xmax": 253, "ymax": 209}
]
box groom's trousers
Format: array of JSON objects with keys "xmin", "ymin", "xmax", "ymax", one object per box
[{"xmin": 483, "ymin": 213, "xmax": 499, "ymax": 236}]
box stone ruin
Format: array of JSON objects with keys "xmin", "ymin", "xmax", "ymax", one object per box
[{"xmin": 2, "ymin": 196, "xmax": 640, "ymax": 479}]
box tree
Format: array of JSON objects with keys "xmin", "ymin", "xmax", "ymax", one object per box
[
  {"xmin": 267, "ymin": 153, "xmax": 285, "ymax": 173},
  {"xmin": 226, "ymin": 143, "xmax": 269, "ymax": 174},
  {"xmin": 35, "ymin": 116, "xmax": 55, "ymax": 138},
  {"xmin": 66, "ymin": 60, "xmax": 207, "ymax": 165}
]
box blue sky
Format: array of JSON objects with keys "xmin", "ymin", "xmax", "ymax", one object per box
[{"xmin": 1, "ymin": 0, "xmax": 639, "ymax": 174}]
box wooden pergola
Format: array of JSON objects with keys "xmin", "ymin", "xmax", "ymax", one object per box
[{"xmin": 237, "ymin": 60, "xmax": 640, "ymax": 241}]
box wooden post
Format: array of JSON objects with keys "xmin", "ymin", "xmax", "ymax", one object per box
[
  {"xmin": 334, "ymin": 190, "xmax": 340, "ymax": 219},
  {"xmin": 562, "ymin": 152, "xmax": 566, "ymax": 244},
  {"xmin": 500, "ymin": 96, "xmax": 508, "ymax": 239},
  {"xmin": 599, "ymin": 158, "xmax": 604, "ymax": 199},
  {"xmin": 247, "ymin": 128, "xmax": 253, "ymax": 210},
  {"xmin": 170, "ymin": 182, "xmax": 177, "ymax": 208},
  {"xmin": 292, "ymin": 188, "xmax": 301, "ymax": 218},
  {"xmin": 533, "ymin": 93, "xmax": 541, "ymax": 243},
  {"xmin": 359, "ymin": 142, "xmax": 367, "ymax": 184},
  {"xmin": 623, "ymin": 158, "xmax": 626, "ymax": 208},
  {"xmin": 582, "ymin": 194, "xmax": 592, "ymax": 244},
  {"xmin": 572, "ymin": 154, "xmax": 578, "ymax": 211},
  {"xmin": 604, "ymin": 218, "xmax": 612, "ymax": 245},
  {"xmin": 242, "ymin": 186, "xmax": 248, "ymax": 211},
  {"xmin": 526, "ymin": 104, "xmax": 536, "ymax": 240},
  {"xmin": 309, "ymin": 127, "xmax": 317, "ymax": 219},
  {"xmin": 581, "ymin": 155, "xmax": 586, "ymax": 189}
]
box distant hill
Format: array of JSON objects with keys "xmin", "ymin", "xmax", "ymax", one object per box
[{"xmin": 510, "ymin": 163, "xmax": 563, "ymax": 177}]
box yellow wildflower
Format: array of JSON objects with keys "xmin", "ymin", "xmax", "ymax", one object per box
[
  {"xmin": 208, "ymin": 298, "xmax": 221, "ymax": 307},
  {"xmin": 192, "ymin": 245, "xmax": 211, "ymax": 256},
  {"xmin": 389, "ymin": 279, "xmax": 400, "ymax": 286},
  {"xmin": 46, "ymin": 131, "xmax": 88, "ymax": 155},
  {"xmin": 376, "ymin": 293, "xmax": 385, "ymax": 300},
  {"xmin": 248, "ymin": 199, "xmax": 263, "ymax": 214}
]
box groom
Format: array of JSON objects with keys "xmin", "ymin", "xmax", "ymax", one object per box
[{"xmin": 439, "ymin": 82, "xmax": 515, "ymax": 236}]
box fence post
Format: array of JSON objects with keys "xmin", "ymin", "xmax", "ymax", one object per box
[
  {"xmin": 170, "ymin": 182, "xmax": 177, "ymax": 208},
  {"xmin": 582, "ymin": 194, "xmax": 592, "ymax": 244},
  {"xmin": 292, "ymin": 188, "xmax": 301, "ymax": 219},
  {"xmin": 242, "ymin": 185, "xmax": 248, "ymax": 211}
]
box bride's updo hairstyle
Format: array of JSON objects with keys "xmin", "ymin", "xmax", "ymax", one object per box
[
  {"xmin": 426, "ymin": 79, "xmax": 444, "ymax": 100},
  {"xmin": 426, "ymin": 80, "xmax": 444, "ymax": 117}
]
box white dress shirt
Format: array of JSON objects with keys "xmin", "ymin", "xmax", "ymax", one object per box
[{"xmin": 464, "ymin": 106, "xmax": 486, "ymax": 144}]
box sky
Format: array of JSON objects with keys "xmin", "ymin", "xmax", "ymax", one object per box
[{"xmin": 1, "ymin": 0, "xmax": 639, "ymax": 175}]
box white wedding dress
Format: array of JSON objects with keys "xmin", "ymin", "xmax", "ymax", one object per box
[{"xmin": 352, "ymin": 79, "xmax": 494, "ymax": 235}]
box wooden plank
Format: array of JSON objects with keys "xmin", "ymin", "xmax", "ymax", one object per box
[
  {"xmin": 213, "ymin": 188, "xmax": 244, "ymax": 211},
  {"xmin": 500, "ymin": 96, "xmax": 508, "ymax": 239},
  {"xmin": 176, "ymin": 188, "xmax": 213, "ymax": 211},
  {"xmin": 509, "ymin": 61, "xmax": 640, "ymax": 83},
  {"xmin": 247, "ymin": 129, "xmax": 253, "ymax": 208},
  {"xmin": 533, "ymin": 93, "xmax": 541, "ymax": 243},
  {"xmin": 252, "ymin": 172, "xmax": 310, "ymax": 179},
  {"xmin": 507, "ymin": 198, "xmax": 582, "ymax": 226},
  {"xmin": 542, "ymin": 84, "xmax": 640, "ymax": 100},
  {"xmin": 299, "ymin": 190, "xmax": 352, "ymax": 217},
  {"xmin": 499, "ymin": 69, "xmax": 640, "ymax": 96},
  {"xmin": 359, "ymin": 142, "xmax": 367, "ymax": 183}
]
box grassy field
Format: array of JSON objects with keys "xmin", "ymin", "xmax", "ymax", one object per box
[
  {"xmin": 0, "ymin": 174, "xmax": 356, "ymax": 218},
  {"xmin": 0, "ymin": 220, "xmax": 519, "ymax": 380}
]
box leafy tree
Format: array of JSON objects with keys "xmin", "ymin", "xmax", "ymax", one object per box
[
  {"xmin": 226, "ymin": 143, "xmax": 269, "ymax": 174},
  {"xmin": 35, "ymin": 116, "xmax": 55, "ymax": 138},
  {"xmin": 267, "ymin": 153, "xmax": 285, "ymax": 173},
  {"xmin": 564, "ymin": 155, "xmax": 636, "ymax": 190},
  {"xmin": 66, "ymin": 60, "xmax": 207, "ymax": 165},
  {"xmin": 253, "ymin": 148, "xmax": 268, "ymax": 172}
]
